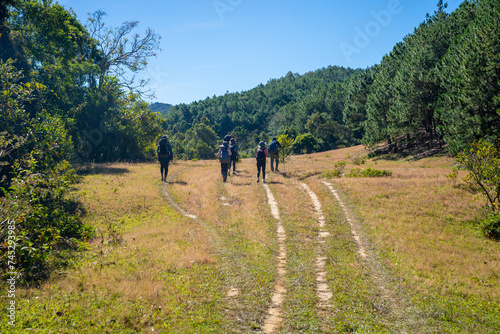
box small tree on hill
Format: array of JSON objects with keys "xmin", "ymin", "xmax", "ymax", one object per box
[
  {"xmin": 277, "ymin": 134, "xmax": 293, "ymax": 173},
  {"xmin": 457, "ymin": 140, "xmax": 500, "ymax": 213}
]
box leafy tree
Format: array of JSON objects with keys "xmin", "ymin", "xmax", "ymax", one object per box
[
  {"xmin": 292, "ymin": 133, "xmax": 321, "ymax": 154},
  {"xmin": 182, "ymin": 123, "xmax": 218, "ymax": 160},
  {"xmin": 457, "ymin": 140, "xmax": 500, "ymax": 213},
  {"xmin": 277, "ymin": 133, "xmax": 293, "ymax": 172},
  {"xmin": 0, "ymin": 60, "xmax": 91, "ymax": 283}
]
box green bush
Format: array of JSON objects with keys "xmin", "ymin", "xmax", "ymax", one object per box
[
  {"xmin": 347, "ymin": 167, "xmax": 392, "ymax": 178},
  {"xmin": 323, "ymin": 160, "xmax": 346, "ymax": 178},
  {"xmin": 481, "ymin": 213, "xmax": 500, "ymax": 239}
]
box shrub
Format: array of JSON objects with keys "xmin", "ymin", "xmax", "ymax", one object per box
[
  {"xmin": 346, "ymin": 167, "xmax": 392, "ymax": 178},
  {"xmin": 481, "ymin": 212, "xmax": 500, "ymax": 239},
  {"xmin": 457, "ymin": 140, "xmax": 500, "ymax": 213},
  {"xmin": 323, "ymin": 160, "xmax": 346, "ymax": 178}
]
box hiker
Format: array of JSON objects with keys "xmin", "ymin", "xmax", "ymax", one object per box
[
  {"xmin": 216, "ymin": 141, "xmax": 232, "ymax": 182},
  {"xmin": 268, "ymin": 137, "xmax": 281, "ymax": 172},
  {"xmin": 229, "ymin": 138, "xmax": 238, "ymax": 175},
  {"xmin": 157, "ymin": 135, "xmax": 173, "ymax": 182},
  {"xmin": 256, "ymin": 141, "xmax": 267, "ymax": 183}
]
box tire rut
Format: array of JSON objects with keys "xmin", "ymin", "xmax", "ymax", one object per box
[
  {"xmin": 261, "ymin": 183, "xmax": 287, "ymax": 334},
  {"xmin": 322, "ymin": 181, "xmax": 428, "ymax": 333}
]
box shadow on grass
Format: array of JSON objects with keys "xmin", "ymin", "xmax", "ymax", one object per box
[
  {"xmin": 168, "ymin": 180, "xmax": 188, "ymax": 185},
  {"xmin": 77, "ymin": 165, "xmax": 130, "ymax": 176}
]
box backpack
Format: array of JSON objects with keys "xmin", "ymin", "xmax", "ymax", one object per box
[
  {"xmin": 230, "ymin": 145, "xmax": 238, "ymax": 157},
  {"xmin": 158, "ymin": 138, "xmax": 171, "ymax": 159},
  {"xmin": 268, "ymin": 141, "xmax": 278, "ymax": 153},
  {"xmin": 220, "ymin": 148, "xmax": 231, "ymax": 163},
  {"xmin": 256, "ymin": 148, "xmax": 266, "ymax": 161}
]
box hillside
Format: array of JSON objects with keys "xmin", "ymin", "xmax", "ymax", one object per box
[
  {"xmin": 149, "ymin": 102, "xmax": 172, "ymax": 115},
  {"xmin": 162, "ymin": 66, "xmax": 357, "ymax": 156},
  {"xmin": 3, "ymin": 149, "xmax": 499, "ymax": 332},
  {"xmin": 160, "ymin": 0, "xmax": 499, "ymax": 161}
]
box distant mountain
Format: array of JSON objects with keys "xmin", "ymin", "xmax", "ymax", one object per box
[{"xmin": 150, "ymin": 102, "xmax": 172, "ymax": 115}]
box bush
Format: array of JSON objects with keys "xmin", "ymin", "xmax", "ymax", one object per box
[
  {"xmin": 457, "ymin": 140, "xmax": 500, "ymax": 213},
  {"xmin": 481, "ymin": 212, "xmax": 500, "ymax": 239},
  {"xmin": 323, "ymin": 160, "xmax": 346, "ymax": 178},
  {"xmin": 1, "ymin": 161, "xmax": 93, "ymax": 284},
  {"xmin": 347, "ymin": 167, "xmax": 392, "ymax": 178}
]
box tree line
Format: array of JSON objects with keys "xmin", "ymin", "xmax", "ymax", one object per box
[
  {"xmin": 162, "ymin": 0, "xmax": 498, "ymax": 159},
  {"xmin": 0, "ymin": 0, "xmax": 163, "ymax": 283}
]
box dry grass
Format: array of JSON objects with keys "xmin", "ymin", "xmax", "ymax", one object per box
[{"xmin": 5, "ymin": 145, "xmax": 499, "ymax": 333}]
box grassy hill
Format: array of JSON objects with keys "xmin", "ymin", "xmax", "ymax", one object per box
[{"xmin": 2, "ymin": 148, "xmax": 499, "ymax": 333}]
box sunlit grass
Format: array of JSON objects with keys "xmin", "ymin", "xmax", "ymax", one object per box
[{"xmin": 1, "ymin": 146, "xmax": 499, "ymax": 333}]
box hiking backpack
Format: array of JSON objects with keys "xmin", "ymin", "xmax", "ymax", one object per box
[
  {"xmin": 230, "ymin": 145, "xmax": 238, "ymax": 158},
  {"xmin": 220, "ymin": 148, "xmax": 231, "ymax": 163},
  {"xmin": 158, "ymin": 138, "xmax": 171, "ymax": 159},
  {"xmin": 256, "ymin": 148, "xmax": 266, "ymax": 161},
  {"xmin": 268, "ymin": 141, "xmax": 278, "ymax": 153}
]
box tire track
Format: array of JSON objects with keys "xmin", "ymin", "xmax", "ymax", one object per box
[
  {"xmin": 299, "ymin": 183, "xmax": 333, "ymax": 311},
  {"xmin": 322, "ymin": 181, "xmax": 427, "ymax": 333},
  {"xmin": 261, "ymin": 184, "xmax": 287, "ymax": 334}
]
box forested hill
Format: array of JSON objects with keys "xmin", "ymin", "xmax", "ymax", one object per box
[
  {"xmin": 161, "ymin": 0, "xmax": 499, "ymax": 160},
  {"xmin": 162, "ymin": 66, "xmax": 358, "ymax": 157}
]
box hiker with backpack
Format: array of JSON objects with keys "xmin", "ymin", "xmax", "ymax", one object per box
[
  {"xmin": 157, "ymin": 135, "xmax": 173, "ymax": 182},
  {"xmin": 268, "ymin": 137, "xmax": 281, "ymax": 172},
  {"xmin": 256, "ymin": 141, "xmax": 267, "ymax": 183},
  {"xmin": 229, "ymin": 138, "xmax": 238, "ymax": 175},
  {"xmin": 216, "ymin": 141, "xmax": 232, "ymax": 182}
]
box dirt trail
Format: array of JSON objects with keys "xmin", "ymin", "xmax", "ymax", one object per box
[
  {"xmin": 322, "ymin": 181, "xmax": 426, "ymax": 333},
  {"xmin": 261, "ymin": 184, "xmax": 287, "ymax": 334},
  {"xmin": 299, "ymin": 183, "xmax": 333, "ymax": 310}
]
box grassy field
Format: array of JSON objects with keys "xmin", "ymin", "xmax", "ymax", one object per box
[{"xmin": 1, "ymin": 145, "xmax": 499, "ymax": 333}]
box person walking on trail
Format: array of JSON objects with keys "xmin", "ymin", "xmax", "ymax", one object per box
[
  {"xmin": 268, "ymin": 137, "xmax": 281, "ymax": 172},
  {"xmin": 157, "ymin": 135, "xmax": 173, "ymax": 182},
  {"xmin": 216, "ymin": 141, "xmax": 232, "ymax": 182},
  {"xmin": 229, "ymin": 138, "xmax": 238, "ymax": 175},
  {"xmin": 256, "ymin": 141, "xmax": 267, "ymax": 183}
]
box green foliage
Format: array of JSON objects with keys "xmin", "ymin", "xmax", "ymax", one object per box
[
  {"xmin": 276, "ymin": 133, "xmax": 293, "ymax": 172},
  {"xmin": 350, "ymin": 155, "xmax": 366, "ymax": 166},
  {"xmin": 164, "ymin": 66, "xmax": 356, "ymax": 152},
  {"xmin": 323, "ymin": 160, "xmax": 346, "ymax": 178},
  {"xmin": 480, "ymin": 212, "xmax": 500, "ymax": 239},
  {"xmin": 456, "ymin": 140, "xmax": 500, "ymax": 213},
  {"xmin": 292, "ymin": 133, "xmax": 321, "ymax": 154},
  {"xmin": 0, "ymin": 0, "xmax": 163, "ymax": 285},
  {"xmin": 182, "ymin": 123, "xmax": 218, "ymax": 160},
  {"xmin": 436, "ymin": 0, "xmax": 499, "ymax": 154},
  {"xmin": 346, "ymin": 167, "xmax": 392, "ymax": 178},
  {"xmin": 0, "ymin": 60, "xmax": 92, "ymax": 283}
]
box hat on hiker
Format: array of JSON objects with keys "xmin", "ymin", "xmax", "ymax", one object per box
[
  {"xmin": 259, "ymin": 141, "xmax": 265, "ymax": 148},
  {"xmin": 272, "ymin": 137, "xmax": 276, "ymax": 141}
]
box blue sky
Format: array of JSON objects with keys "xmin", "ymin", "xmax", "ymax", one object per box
[{"xmin": 60, "ymin": 0, "xmax": 464, "ymax": 105}]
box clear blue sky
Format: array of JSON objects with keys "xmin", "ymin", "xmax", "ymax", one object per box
[{"xmin": 60, "ymin": 0, "xmax": 464, "ymax": 105}]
